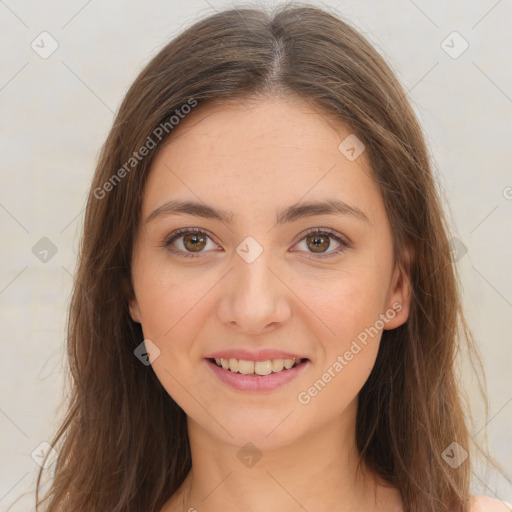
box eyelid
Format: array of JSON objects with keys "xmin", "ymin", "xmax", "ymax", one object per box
[
  {"xmin": 290, "ymin": 227, "xmax": 350, "ymax": 258},
  {"xmin": 163, "ymin": 227, "xmax": 221, "ymax": 257},
  {"xmin": 164, "ymin": 227, "xmax": 219, "ymax": 246},
  {"xmin": 294, "ymin": 226, "xmax": 350, "ymax": 247}
]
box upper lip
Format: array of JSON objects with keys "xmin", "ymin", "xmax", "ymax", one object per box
[{"xmin": 204, "ymin": 349, "xmax": 308, "ymax": 362}]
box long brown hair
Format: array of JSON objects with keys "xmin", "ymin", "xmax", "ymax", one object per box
[{"xmin": 32, "ymin": 3, "xmax": 492, "ymax": 511}]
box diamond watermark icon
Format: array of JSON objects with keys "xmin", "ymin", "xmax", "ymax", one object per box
[
  {"xmin": 236, "ymin": 236, "xmax": 263, "ymax": 264},
  {"xmin": 31, "ymin": 441, "xmax": 58, "ymax": 469},
  {"xmin": 31, "ymin": 31, "xmax": 59, "ymax": 59},
  {"xmin": 449, "ymin": 237, "xmax": 468, "ymax": 262},
  {"xmin": 338, "ymin": 134, "xmax": 365, "ymax": 161},
  {"xmin": 32, "ymin": 237, "xmax": 58, "ymax": 263},
  {"xmin": 441, "ymin": 31, "xmax": 469, "ymax": 59},
  {"xmin": 442, "ymin": 441, "xmax": 468, "ymax": 469},
  {"xmin": 134, "ymin": 339, "xmax": 161, "ymax": 365},
  {"xmin": 237, "ymin": 442, "xmax": 262, "ymax": 468}
]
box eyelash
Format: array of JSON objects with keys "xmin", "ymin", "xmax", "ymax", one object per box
[{"xmin": 162, "ymin": 227, "xmax": 350, "ymax": 260}]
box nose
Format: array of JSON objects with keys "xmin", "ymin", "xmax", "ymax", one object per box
[{"xmin": 217, "ymin": 249, "xmax": 292, "ymax": 335}]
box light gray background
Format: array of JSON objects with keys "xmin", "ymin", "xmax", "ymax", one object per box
[{"xmin": 1, "ymin": 1, "xmax": 511, "ymax": 510}]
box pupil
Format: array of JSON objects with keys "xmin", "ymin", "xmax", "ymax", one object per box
[
  {"xmin": 186, "ymin": 233, "xmax": 205, "ymax": 251},
  {"xmin": 310, "ymin": 235, "xmax": 328, "ymax": 252}
]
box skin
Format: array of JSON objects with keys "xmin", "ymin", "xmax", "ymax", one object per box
[{"xmin": 129, "ymin": 95, "xmax": 413, "ymax": 512}]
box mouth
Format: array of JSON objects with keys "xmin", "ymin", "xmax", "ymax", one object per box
[{"xmin": 206, "ymin": 357, "xmax": 309, "ymax": 376}]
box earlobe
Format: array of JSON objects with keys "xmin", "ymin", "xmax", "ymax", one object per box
[
  {"xmin": 122, "ymin": 276, "xmax": 141, "ymax": 323},
  {"xmin": 384, "ymin": 244, "xmax": 414, "ymax": 330},
  {"xmin": 129, "ymin": 298, "xmax": 142, "ymax": 324}
]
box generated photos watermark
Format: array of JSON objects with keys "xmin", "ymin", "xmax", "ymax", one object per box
[
  {"xmin": 94, "ymin": 98, "xmax": 198, "ymax": 200},
  {"xmin": 297, "ymin": 301, "xmax": 403, "ymax": 405}
]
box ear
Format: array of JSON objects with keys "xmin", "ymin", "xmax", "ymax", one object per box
[
  {"xmin": 383, "ymin": 242, "xmax": 414, "ymax": 330},
  {"xmin": 129, "ymin": 297, "xmax": 142, "ymax": 324},
  {"xmin": 122, "ymin": 276, "xmax": 142, "ymax": 324}
]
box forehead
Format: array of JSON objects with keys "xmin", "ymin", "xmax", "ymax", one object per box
[{"xmin": 142, "ymin": 96, "xmax": 383, "ymax": 227}]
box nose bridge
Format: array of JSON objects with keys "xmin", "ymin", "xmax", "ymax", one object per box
[
  {"xmin": 219, "ymin": 237, "xmax": 291, "ymax": 333},
  {"xmin": 236, "ymin": 247, "xmax": 275, "ymax": 295}
]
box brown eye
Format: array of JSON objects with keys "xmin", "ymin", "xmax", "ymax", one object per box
[
  {"xmin": 182, "ymin": 232, "xmax": 207, "ymax": 252},
  {"xmin": 293, "ymin": 228, "xmax": 349, "ymax": 259},
  {"xmin": 306, "ymin": 233, "xmax": 330, "ymax": 253},
  {"xmin": 164, "ymin": 228, "xmax": 218, "ymax": 259}
]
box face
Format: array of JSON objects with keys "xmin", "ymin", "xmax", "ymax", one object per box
[{"xmin": 129, "ymin": 95, "xmax": 412, "ymax": 450}]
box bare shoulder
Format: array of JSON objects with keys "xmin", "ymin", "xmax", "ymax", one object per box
[{"xmin": 470, "ymin": 495, "xmax": 512, "ymax": 512}]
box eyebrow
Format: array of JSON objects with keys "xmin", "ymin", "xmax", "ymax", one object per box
[{"xmin": 145, "ymin": 198, "xmax": 371, "ymax": 226}]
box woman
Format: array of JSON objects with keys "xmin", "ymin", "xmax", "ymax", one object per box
[{"xmin": 34, "ymin": 4, "xmax": 509, "ymax": 511}]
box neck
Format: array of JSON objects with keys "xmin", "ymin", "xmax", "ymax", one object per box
[{"xmin": 167, "ymin": 400, "xmax": 401, "ymax": 512}]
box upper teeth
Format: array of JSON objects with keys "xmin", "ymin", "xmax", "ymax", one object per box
[{"xmin": 215, "ymin": 357, "xmax": 299, "ymax": 375}]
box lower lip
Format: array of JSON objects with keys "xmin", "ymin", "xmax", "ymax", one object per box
[{"xmin": 205, "ymin": 358, "xmax": 310, "ymax": 391}]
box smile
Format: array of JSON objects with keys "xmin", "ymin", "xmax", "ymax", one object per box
[
  {"xmin": 206, "ymin": 357, "xmax": 310, "ymax": 391},
  {"xmin": 210, "ymin": 357, "xmax": 305, "ymax": 376}
]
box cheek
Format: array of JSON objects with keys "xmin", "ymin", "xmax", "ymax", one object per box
[
  {"xmin": 296, "ymin": 279, "xmax": 384, "ymax": 416},
  {"xmin": 133, "ymin": 264, "xmax": 216, "ymax": 412},
  {"xmin": 306, "ymin": 267, "xmax": 387, "ymax": 349},
  {"xmin": 132, "ymin": 256, "xmax": 218, "ymax": 360},
  {"xmin": 298, "ymin": 266, "xmax": 387, "ymax": 396}
]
